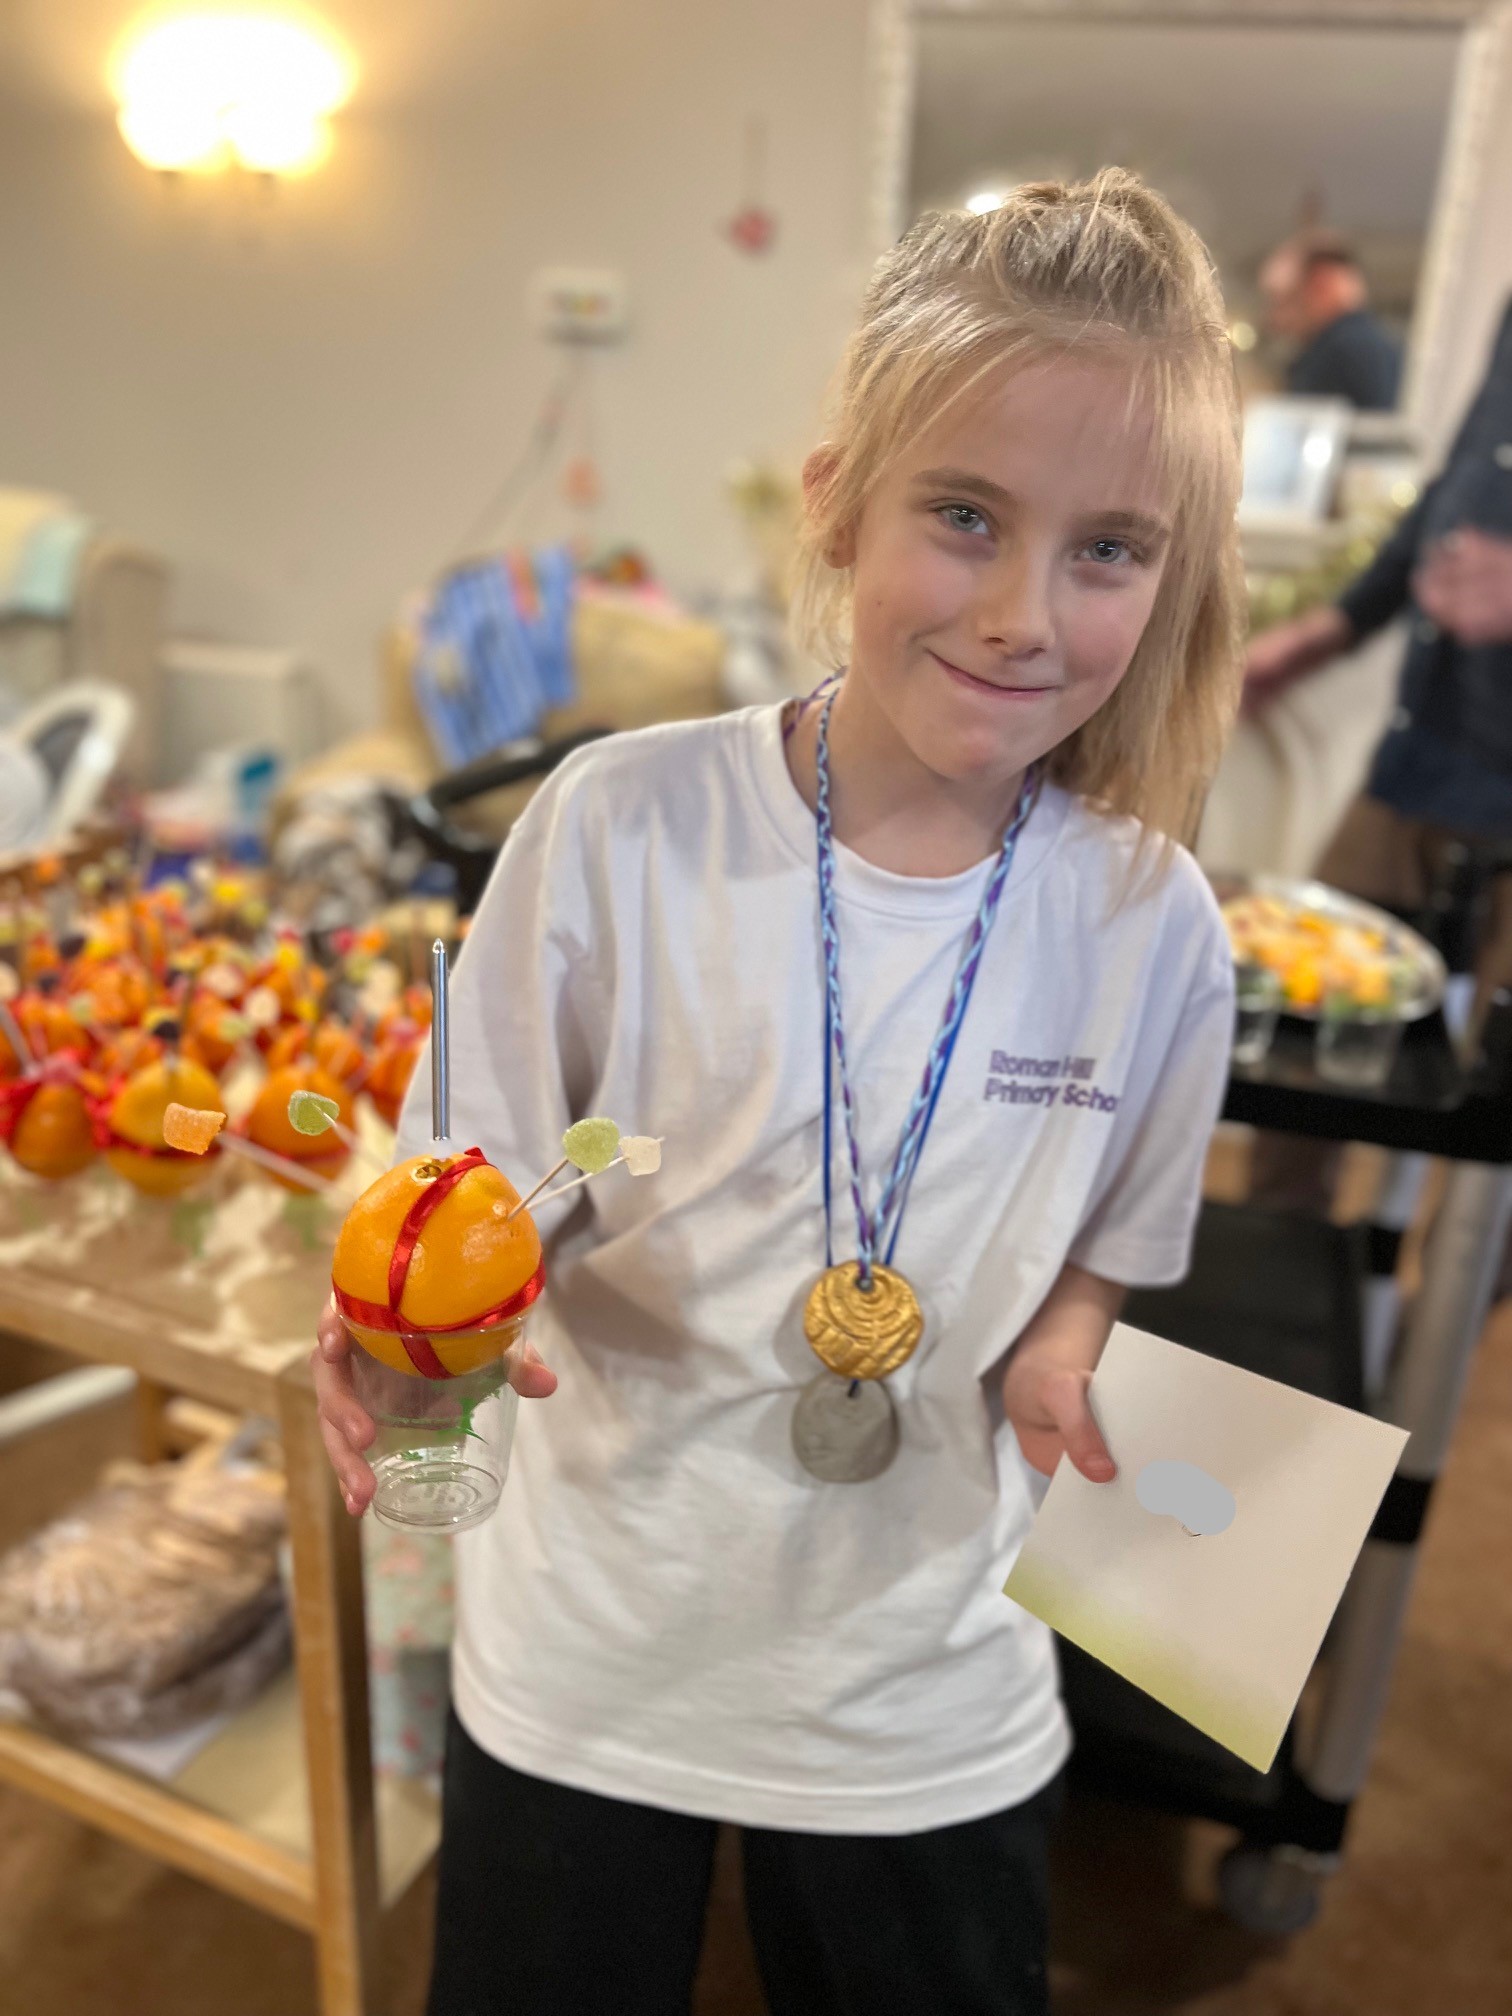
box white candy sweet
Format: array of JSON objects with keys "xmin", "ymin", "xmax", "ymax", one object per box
[{"xmin": 620, "ymin": 1136, "xmax": 662, "ymax": 1177}]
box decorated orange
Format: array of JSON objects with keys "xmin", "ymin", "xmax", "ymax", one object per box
[
  {"xmin": 1, "ymin": 996, "xmax": 86, "ymax": 1074},
  {"xmin": 312, "ymin": 1020, "xmax": 368, "ymax": 1093},
  {"xmin": 103, "ymin": 1055, "xmax": 225, "ymax": 1197},
  {"xmin": 182, "ymin": 995, "xmax": 244, "ymax": 1075},
  {"xmin": 366, "ymin": 1022, "xmax": 423, "ymax": 1127},
  {"xmin": 3, "ymin": 1075, "xmax": 97, "ymax": 1180},
  {"xmin": 264, "ymin": 1021, "xmax": 311, "ymax": 1073},
  {"xmin": 245, "ymin": 1063, "xmax": 354, "ymax": 1188},
  {"xmin": 97, "ymin": 1024, "xmax": 166, "ymax": 1081},
  {"xmin": 332, "ymin": 1151, "xmax": 545, "ymax": 1377},
  {"xmin": 377, "ymin": 985, "xmax": 433, "ymax": 1039},
  {"xmin": 86, "ymin": 962, "xmax": 152, "ymax": 1030},
  {"xmin": 20, "ymin": 939, "xmax": 62, "ymax": 983}
]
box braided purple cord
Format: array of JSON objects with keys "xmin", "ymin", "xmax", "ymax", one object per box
[{"xmin": 816, "ymin": 691, "xmax": 1040, "ymax": 1285}]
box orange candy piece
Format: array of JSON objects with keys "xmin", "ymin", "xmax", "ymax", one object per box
[{"xmin": 163, "ymin": 1101, "xmax": 228, "ymax": 1154}]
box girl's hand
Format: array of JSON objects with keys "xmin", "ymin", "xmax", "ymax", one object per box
[
  {"xmin": 1002, "ymin": 1348, "xmax": 1116, "ymax": 1483},
  {"xmin": 999, "ymin": 1261, "xmax": 1124, "ymax": 1484},
  {"xmin": 311, "ymin": 1296, "xmax": 559, "ymax": 1518}
]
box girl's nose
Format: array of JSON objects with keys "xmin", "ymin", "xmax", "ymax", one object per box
[{"xmin": 977, "ymin": 550, "xmax": 1055, "ymax": 660}]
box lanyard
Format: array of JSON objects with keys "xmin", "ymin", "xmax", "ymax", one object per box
[{"xmin": 815, "ymin": 690, "xmax": 1041, "ymax": 1285}]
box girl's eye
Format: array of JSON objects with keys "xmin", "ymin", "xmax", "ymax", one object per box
[
  {"xmin": 1083, "ymin": 537, "xmax": 1135, "ymax": 566},
  {"xmin": 938, "ymin": 503, "xmax": 990, "ymax": 537}
]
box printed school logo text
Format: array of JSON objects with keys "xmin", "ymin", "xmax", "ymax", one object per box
[{"xmin": 984, "ymin": 1052, "xmax": 1119, "ymax": 1113}]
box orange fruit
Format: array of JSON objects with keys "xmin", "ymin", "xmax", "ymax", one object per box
[
  {"xmin": 103, "ymin": 1055, "xmax": 225, "ymax": 1197},
  {"xmin": 19, "ymin": 997, "xmax": 85, "ymax": 1063},
  {"xmin": 264, "ymin": 1021, "xmax": 311, "ymax": 1073},
  {"xmin": 21, "ymin": 940, "xmax": 62, "ymax": 983},
  {"xmin": 366, "ymin": 1025, "xmax": 422, "ymax": 1127},
  {"xmin": 312, "ymin": 1020, "xmax": 368, "ymax": 1093},
  {"xmin": 182, "ymin": 995, "xmax": 244, "ymax": 1074},
  {"xmin": 377, "ymin": 987, "xmax": 432, "ymax": 1040},
  {"xmin": 85, "ymin": 962, "xmax": 151, "ymax": 1030},
  {"xmin": 7, "ymin": 1080, "xmax": 96, "ymax": 1180},
  {"xmin": 97, "ymin": 1024, "xmax": 165, "ymax": 1081},
  {"xmin": 332, "ymin": 1153, "xmax": 544, "ymax": 1377},
  {"xmin": 245, "ymin": 1063, "xmax": 354, "ymax": 1188}
]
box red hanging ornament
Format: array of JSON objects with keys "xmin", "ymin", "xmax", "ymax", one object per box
[{"xmin": 723, "ymin": 117, "xmax": 777, "ymax": 257}]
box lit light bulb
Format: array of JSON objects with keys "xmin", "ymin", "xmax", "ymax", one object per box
[
  {"xmin": 223, "ymin": 101, "xmax": 331, "ymax": 176},
  {"xmin": 965, "ymin": 190, "xmax": 1006, "ymax": 216},
  {"xmin": 117, "ymin": 91, "xmax": 226, "ymax": 172},
  {"xmin": 113, "ymin": 10, "xmax": 354, "ymax": 177},
  {"xmin": 1229, "ymin": 321, "xmax": 1258, "ymax": 353}
]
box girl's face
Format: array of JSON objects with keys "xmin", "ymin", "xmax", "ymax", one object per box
[{"xmin": 838, "ymin": 356, "xmax": 1174, "ymax": 787}]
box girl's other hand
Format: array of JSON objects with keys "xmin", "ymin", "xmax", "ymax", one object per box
[
  {"xmin": 311, "ymin": 1297, "xmax": 559, "ymax": 1519},
  {"xmin": 1003, "ymin": 1348, "xmax": 1116, "ymax": 1484}
]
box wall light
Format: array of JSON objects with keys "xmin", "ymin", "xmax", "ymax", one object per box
[
  {"xmin": 965, "ymin": 190, "xmax": 1007, "ymax": 216},
  {"xmin": 114, "ymin": 10, "xmax": 353, "ymax": 177}
]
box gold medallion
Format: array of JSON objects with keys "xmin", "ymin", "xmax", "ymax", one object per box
[{"xmin": 803, "ymin": 1261, "xmax": 924, "ymax": 1381}]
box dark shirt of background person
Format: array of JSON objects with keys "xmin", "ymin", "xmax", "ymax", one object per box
[
  {"xmin": 1339, "ymin": 298, "xmax": 1512, "ymax": 831},
  {"xmin": 1262, "ymin": 238, "xmax": 1404, "ymax": 412},
  {"xmin": 1288, "ymin": 304, "xmax": 1402, "ymax": 410}
]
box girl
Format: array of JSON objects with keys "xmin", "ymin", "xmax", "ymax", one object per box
[{"xmin": 315, "ymin": 169, "xmax": 1243, "ymax": 2015}]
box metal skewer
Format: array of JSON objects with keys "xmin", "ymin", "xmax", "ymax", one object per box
[
  {"xmin": 0, "ymin": 997, "xmax": 36, "ymax": 1068},
  {"xmin": 431, "ymin": 937, "xmax": 450, "ymax": 1147}
]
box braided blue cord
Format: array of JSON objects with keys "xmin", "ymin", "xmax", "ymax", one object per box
[{"xmin": 816, "ymin": 690, "xmax": 1040, "ymax": 1287}]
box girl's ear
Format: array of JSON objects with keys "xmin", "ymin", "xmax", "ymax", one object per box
[{"xmin": 802, "ymin": 446, "xmax": 857, "ymax": 570}]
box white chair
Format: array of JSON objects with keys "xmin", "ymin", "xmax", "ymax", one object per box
[{"xmin": 7, "ymin": 680, "xmax": 137, "ymax": 845}]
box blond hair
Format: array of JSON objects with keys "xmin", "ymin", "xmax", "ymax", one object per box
[{"xmin": 793, "ymin": 169, "xmax": 1245, "ymax": 849}]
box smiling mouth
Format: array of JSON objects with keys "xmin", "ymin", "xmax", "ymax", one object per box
[{"xmin": 928, "ymin": 650, "xmax": 1056, "ymax": 697}]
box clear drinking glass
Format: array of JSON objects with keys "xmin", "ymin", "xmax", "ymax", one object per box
[
  {"xmin": 1232, "ymin": 961, "xmax": 1283, "ymax": 1068},
  {"xmin": 349, "ymin": 1324, "xmax": 525, "ymax": 1534},
  {"xmin": 1314, "ymin": 969, "xmax": 1405, "ymax": 1091}
]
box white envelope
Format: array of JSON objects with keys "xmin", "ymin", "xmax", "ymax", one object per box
[{"xmin": 1003, "ymin": 1321, "xmax": 1409, "ymax": 1772}]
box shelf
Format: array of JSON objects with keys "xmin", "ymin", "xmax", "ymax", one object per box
[
  {"xmin": 174, "ymin": 1670, "xmax": 440, "ymax": 1908},
  {"xmin": 0, "ymin": 1672, "xmax": 439, "ymax": 1927}
]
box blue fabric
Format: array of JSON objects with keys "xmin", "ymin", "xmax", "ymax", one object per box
[
  {"xmin": 1336, "ymin": 298, "xmax": 1512, "ymax": 813},
  {"xmin": 1286, "ymin": 309, "xmax": 1401, "ymax": 412},
  {"xmin": 1365, "ymin": 720, "xmax": 1512, "ymax": 838},
  {"xmin": 411, "ymin": 549, "xmax": 577, "ymax": 768}
]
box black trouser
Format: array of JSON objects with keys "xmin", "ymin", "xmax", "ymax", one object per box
[{"xmin": 428, "ymin": 1708, "xmax": 1063, "ymax": 2016}]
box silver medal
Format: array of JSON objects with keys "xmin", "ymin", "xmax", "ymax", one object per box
[{"xmin": 791, "ymin": 1371, "xmax": 898, "ymax": 1482}]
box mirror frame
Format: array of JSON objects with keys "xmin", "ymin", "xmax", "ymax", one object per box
[{"xmin": 866, "ymin": 0, "xmax": 1512, "ymax": 439}]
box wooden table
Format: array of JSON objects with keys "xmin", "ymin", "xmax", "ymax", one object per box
[{"xmin": 0, "ymin": 1146, "xmax": 438, "ymax": 2016}]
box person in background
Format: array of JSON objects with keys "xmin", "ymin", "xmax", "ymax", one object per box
[
  {"xmin": 1259, "ymin": 234, "xmax": 1403, "ymax": 412},
  {"xmin": 1245, "ymin": 299, "xmax": 1512, "ymax": 1207}
]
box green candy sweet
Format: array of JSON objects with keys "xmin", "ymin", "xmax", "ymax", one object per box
[
  {"xmin": 562, "ymin": 1116, "xmax": 620, "ymax": 1174},
  {"xmin": 288, "ymin": 1090, "xmax": 341, "ymax": 1136}
]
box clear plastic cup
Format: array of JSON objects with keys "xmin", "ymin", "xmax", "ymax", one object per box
[
  {"xmin": 1314, "ymin": 969, "xmax": 1406, "ymax": 1091},
  {"xmin": 349, "ymin": 1323, "xmax": 525, "ymax": 1534},
  {"xmin": 1232, "ymin": 961, "xmax": 1282, "ymax": 1069}
]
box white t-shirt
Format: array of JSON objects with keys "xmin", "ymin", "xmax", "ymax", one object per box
[{"xmin": 396, "ymin": 702, "xmax": 1234, "ymax": 1834}]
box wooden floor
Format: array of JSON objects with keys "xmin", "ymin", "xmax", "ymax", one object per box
[{"xmin": 2, "ymin": 1242, "xmax": 1510, "ymax": 2014}]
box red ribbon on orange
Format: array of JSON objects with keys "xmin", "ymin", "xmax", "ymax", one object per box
[{"xmin": 334, "ymin": 1147, "xmax": 546, "ymax": 1380}]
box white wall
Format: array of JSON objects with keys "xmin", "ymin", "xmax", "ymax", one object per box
[
  {"xmin": 4, "ymin": 0, "xmax": 1509, "ymax": 750},
  {"xmin": 0, "ymin": 0, "xmax": 873, "ymax": 738}
]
